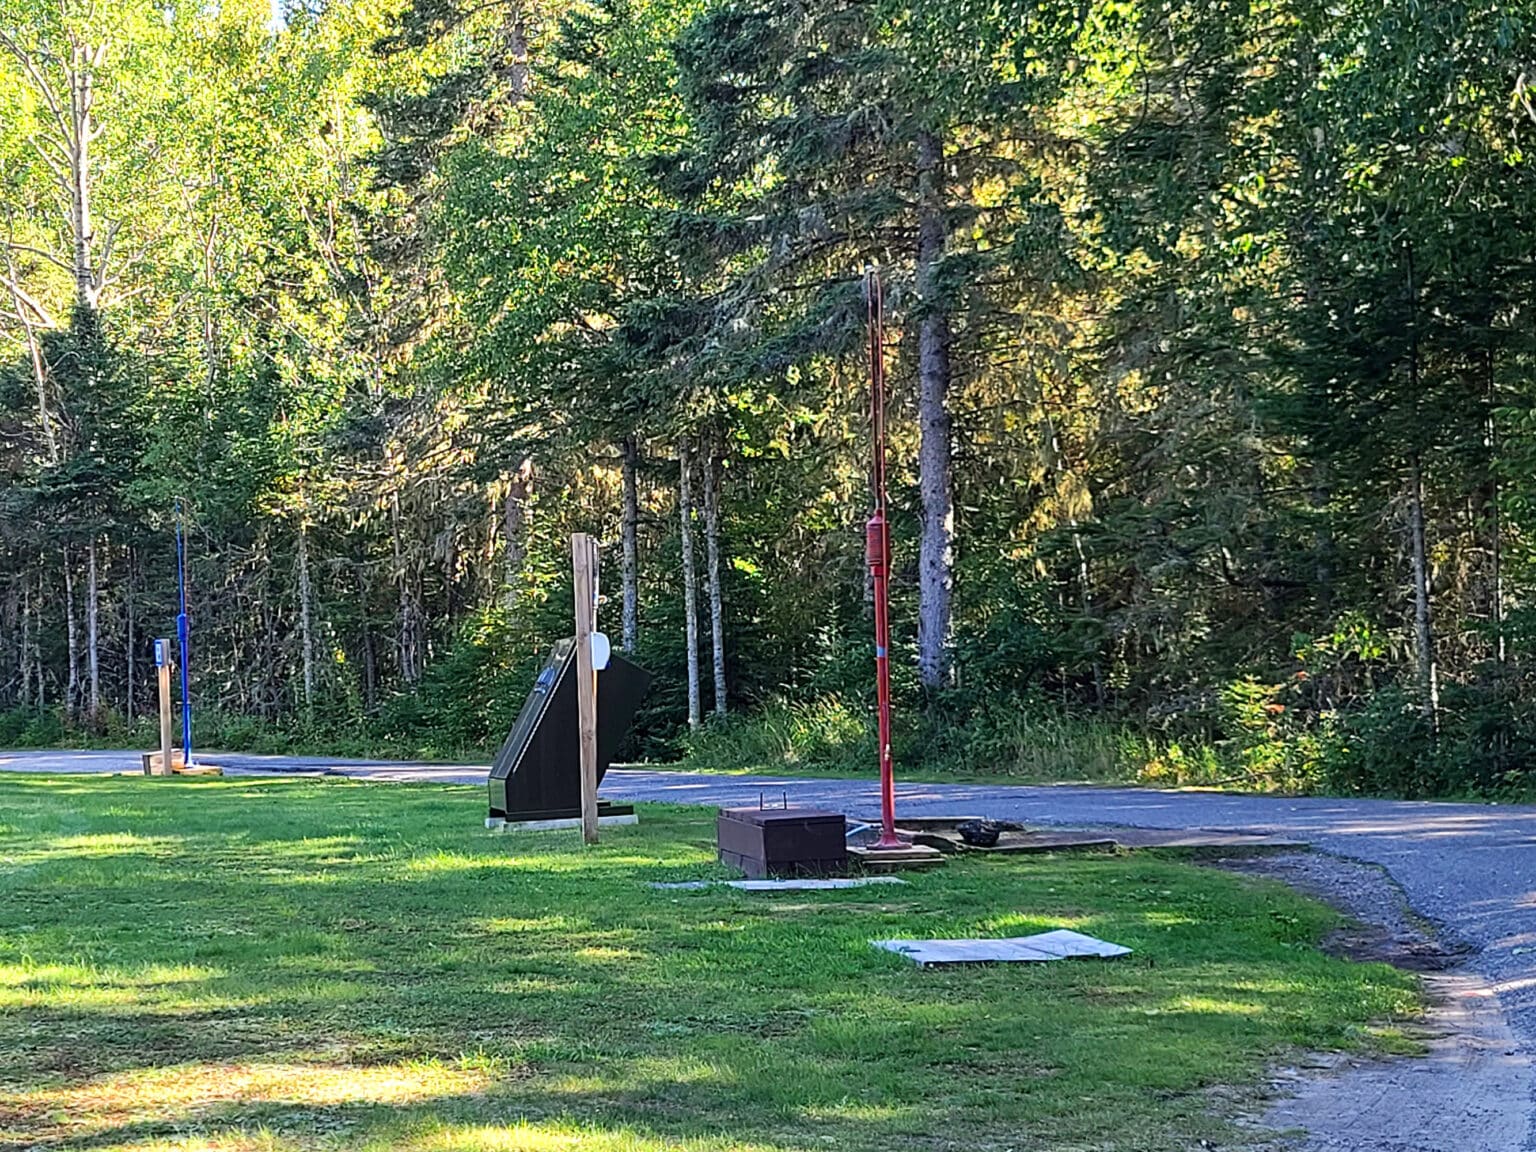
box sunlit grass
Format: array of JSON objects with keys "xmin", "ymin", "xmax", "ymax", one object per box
[{"xmin": 0, "ymin": 774, "xmax": 1419, "ymax": 1151}]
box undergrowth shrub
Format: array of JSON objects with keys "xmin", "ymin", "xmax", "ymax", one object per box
[{"xmin": 680, "ymin": 697, "xmax": 874, "ymax": 772}]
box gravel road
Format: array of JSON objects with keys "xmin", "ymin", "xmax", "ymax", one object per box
[{"xmin": 7, "ymin": 748, "xmax": 1535, "ymax": 1148}]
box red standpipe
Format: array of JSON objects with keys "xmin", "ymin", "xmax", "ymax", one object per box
[
  {"xmin": 866, "ymin": 268, "xmax": 903, "ymax": 851},
  {"xmin": 867, "ymin": 511, "xmax": 901, "ymax": 848}
]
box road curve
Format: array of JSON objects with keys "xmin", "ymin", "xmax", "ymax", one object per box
[{"xmin": 6, "ymin": 748, "xmax": 1535, "ymax": 1148}]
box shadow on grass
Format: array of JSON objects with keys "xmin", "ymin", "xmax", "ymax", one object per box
[{"xmin": 0, "ymin": 775, "xmax": 1419, "ymax": 1152}]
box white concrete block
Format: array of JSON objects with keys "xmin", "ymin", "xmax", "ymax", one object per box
[{"xmin": 873, "ymin": 928, "xmax": 1131, "ymax": 967}]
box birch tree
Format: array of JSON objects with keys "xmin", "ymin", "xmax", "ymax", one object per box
[{"xmin": 678, "ymin": 440, "xmax": 701, "ymax": 730}]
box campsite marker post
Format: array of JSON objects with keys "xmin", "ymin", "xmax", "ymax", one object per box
[
  {"xmin": 572, "ymin": 533, "xmax": 600, "ymax": 845},
  {"xmin": 155, "ymin": 639, "xmax": 174, "ymax": 775}
]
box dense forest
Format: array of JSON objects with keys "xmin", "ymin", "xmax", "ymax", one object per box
[{"xmin": 1, "ymin": 0, "xmax": 1534, "ymax": 796}]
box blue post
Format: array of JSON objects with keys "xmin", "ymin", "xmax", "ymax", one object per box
[{"xmin": 176, "ymin": 500, "xmax": 193, "ymax": 767}]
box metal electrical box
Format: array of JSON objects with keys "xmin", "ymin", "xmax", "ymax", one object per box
[{"xmin": 717, "ymin": 807, "xmax": 848, "ymax": 878}]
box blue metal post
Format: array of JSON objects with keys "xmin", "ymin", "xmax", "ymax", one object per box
[{"xmin": 176, "ymin": 500, "xmax": 192, "ymax": 766}]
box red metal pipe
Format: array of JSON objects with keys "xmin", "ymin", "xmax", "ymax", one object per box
[{"xmin": 866, "ymin": 270, "xmax": 902, "ymax": 850}]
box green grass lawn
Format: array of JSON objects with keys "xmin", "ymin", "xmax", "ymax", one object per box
[{"xmin": 0, "ymin": 775, "xmax": 1417, "ymax": 1152}]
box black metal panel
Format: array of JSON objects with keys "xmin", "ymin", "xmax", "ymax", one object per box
[{"xmin": 487, "ymin": 640, "xmax": 652, "ymax": 820}]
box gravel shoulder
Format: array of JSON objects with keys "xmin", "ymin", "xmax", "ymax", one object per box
[{"xmin": 1212, "ymin": 850, "xmax": 1531, "ymax": 1152}]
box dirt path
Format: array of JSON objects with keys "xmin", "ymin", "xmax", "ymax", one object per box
[
  {"xmin": 1263, "ymin": 969, "xmax": 1530, "ymax": 1152},
  {"xmin": 1216, "ymin": 851, "xmax": 1532, "ymax": 1152}
]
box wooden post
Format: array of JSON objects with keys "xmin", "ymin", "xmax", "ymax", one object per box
[
  {"xmin": 572, "ymin": 534, "xmax": 600, "ymax": 844},
  {"xmin": 156, "ymin": 642, "xmax": 174, "ymax": 777}
]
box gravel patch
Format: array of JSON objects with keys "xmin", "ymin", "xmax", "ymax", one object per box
[
  {"xmin": 1211, "ymin": 849, "xmax": 1471, "ymax": 971},
  {"xmin": 1209, "ymin": 850, "xmax": 1530, "ymax": 1152}
]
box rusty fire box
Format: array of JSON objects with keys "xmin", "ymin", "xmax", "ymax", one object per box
[{"xmin": 717, "ymin": 807, "xmax": 847, "ymax": 878}]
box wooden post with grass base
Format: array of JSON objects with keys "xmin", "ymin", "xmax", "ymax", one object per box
[
  {"xmin": 572, "ymin": 534, "xmax": 600, "ymax": 845},
  {"xmin": 155, "ymin": 639, "xmax": 174, "ymax": 775}
]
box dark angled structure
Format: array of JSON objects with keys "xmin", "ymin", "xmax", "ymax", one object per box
[{"xmin": 487, "ymin": 638, "xmax": 651, "ymax": 825}]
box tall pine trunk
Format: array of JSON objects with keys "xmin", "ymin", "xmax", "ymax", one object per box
[
  {"xmin": 1485, "ymin": 350, "xmax": 1505, "ymax": 665},
  {"xmin": 19, "ymin": 578, "xmax": 31, "ymax": 709},
  {"xmin": 63, "ymin": 548, "xmax": 78, "ymax": 721},
  {"xmin": 392, "ymin": 492, "xmax": 419, "ymax": 685},
  {"xmin": 125, "ymin": 547, "xmax": 135, "ymax": 718},
  {"xmin": 678, "ymin": 441, "xmax": 701, "ymax": 730},
  {"xmin": 355, "ymin": 564, "xmax": 378, "ymax": 713},
  {"xmin": 1046, "ymin": 422, "xmax": 1102, "ymax": 707},
  {"xmin": 503, "ymin": 458, "xmax": 534, "ymax": 609},
  {"xmin": 702, "ymin": 442, "xmax": 727, "ymax": 717},
  {"xmin": 297, "ymin": 521, "xmax": 315, "ymax": 712},
  {"xmin": 621, "ymin": 436, "xmax": 639, "ymax": 653},
  {"xmin": 1404, "ymin": 248, "xmax": 1438, "ymax": 728},
  {"xmin": 914, "ymin": 127, "xmax": 954, "ymax": 691},
  {"xmin": 1408, "ymin": 454, "xmax": 1439, "ymax": 726},
  {"xmin": 33, "ymin": 570, "xmax": 45, "ymax": 708},
  {"xmin": 86, "ymin": 539, "xmax": 99, "ymax": 722}
]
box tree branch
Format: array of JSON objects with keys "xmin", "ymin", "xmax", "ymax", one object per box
[
  {"xmin": 95, "ymin": 217, "xmax": 120, "ymax": 284},
  {"xmin": 0, "ymin": 28, "xmax": 73, "ymax": 145},
  {"xmin": 0, "ymin": 272, "xmax": 59, "ymax": 329},
  {"xmin": 4, "ymin": 239, "xmax": 73, "ymax": 275}
]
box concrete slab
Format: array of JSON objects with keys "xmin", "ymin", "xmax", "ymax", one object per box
[
  {"xmin": 486, "ymin": 814, "xmax": 639, "ymax": 832},
  {"xmin": 1104, "ymin": 827, "xmax": 1304, "ymax": 850},
  {"xmin": 960, "ymin": 832, "xmax": 1118, "ymax": 854},
  {"xmin": 873, "ymin": 928, "xmax": 1131, "ymax": 967},
  {"xmin": 651, "ymin": 877, "xmax": 908, "ymax": 892}
]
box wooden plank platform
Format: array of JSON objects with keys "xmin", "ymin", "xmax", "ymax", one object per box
[{"xmin": 848, "ymin": 843, "xmax": 946, "ymax": 872}]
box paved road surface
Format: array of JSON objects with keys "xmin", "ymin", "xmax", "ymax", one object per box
[{"xmin": 6, "ymin": 747, "xmax": 1536, "ymax": 1148}]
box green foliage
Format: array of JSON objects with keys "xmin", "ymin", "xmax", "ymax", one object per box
[{"xmin": 8, "ymin": 0, "xmax": 1536, "ymax": 803}]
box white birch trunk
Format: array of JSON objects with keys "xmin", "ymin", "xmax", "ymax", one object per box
[
  {"xmin": 679, "ymin": 441, "xmax": 701, "ymax": 730},
  {"xmin": 124, "ymin": 548, "xmax": 134, "ymax": 718},
  {"xmin": 63, "ymin": 548, "xmax": 78, "ymax": 721},
  {"xmin": 68, "ymin": 38, "xmax": 99, "ymax": 309},
  {"xmin": 4, "ymin": 247, "xmax": 58, "ymax": 461},
  {"xmin": 915, "ymin": 128, "xmax": 954, "ymax": 690},
  {"xmin": 86, "ymin": 538, "xmax": 99, "ymax": 721},
  {"xmin": 19, "ymin": 579, "xmax": 31, "ymax": 709},
  {"xmin": 33, "ymin": 571, "xmax": 44, "ymax": 709},
  {"xmin": 1403, "ymin": 248, "xmax": 1438, "ymax": 727},
  {"xmin": 702, "ymin": 443, "xmax": 727, "ymax": 717},
  {"xmin": 621, "ymin": 436, "xmax": 639, "ymax": 653}
]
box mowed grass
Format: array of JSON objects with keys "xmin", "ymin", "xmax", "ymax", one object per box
[{"xmin": 0, "ymin": 775, "xmax": 1417, "ymax": 1152}]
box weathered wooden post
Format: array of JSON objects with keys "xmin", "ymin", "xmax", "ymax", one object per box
[
  {"xmin": 155, "ymin": 639, "xmax": 173, "ymax": 776},
  {"xmin": 571, "ymin": 533, "xmax": 600, "ymax": 844}
]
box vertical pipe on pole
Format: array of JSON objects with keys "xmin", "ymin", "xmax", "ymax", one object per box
[
  {"xmin": 176, "ymin": 500, "xmax": 193, "ymax": 767},
  {"xmin": 572, "ymin": 533, "xmax": 600, "ymax": 845},
  {"xmin": 866, "ymin": 270, "xmax": 902, "ymax": 849}
]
